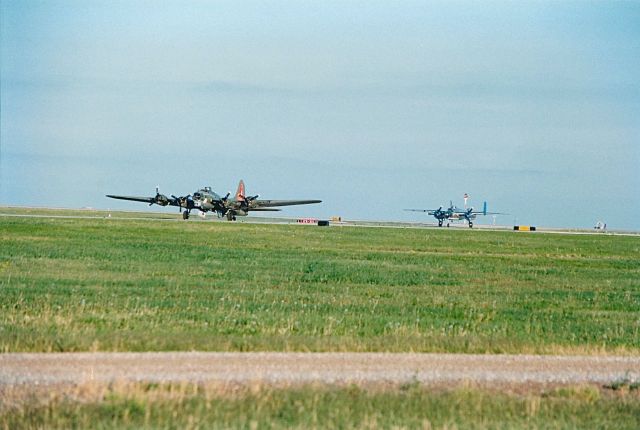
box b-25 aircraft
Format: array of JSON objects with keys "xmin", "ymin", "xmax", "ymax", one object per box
[
  {"xmin": 405, "ymin": 197, "xmax": 503, "ymax": 228},
  {"xmin": 107, "ymin": 180, "xmax": 321, "ymax": 221}
]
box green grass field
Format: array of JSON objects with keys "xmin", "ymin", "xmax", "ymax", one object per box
[
  {"xmin": 3, "ymin": 383, "xmax": 639, "ymax": 429},
  {"xmin": 1, "ymin": 211, "xmax": 638, "ymax": 354}
]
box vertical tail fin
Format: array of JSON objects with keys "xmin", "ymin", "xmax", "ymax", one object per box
[{"xmin": 235, "ymin": 180, "xmax": 246, "ymax": 201}]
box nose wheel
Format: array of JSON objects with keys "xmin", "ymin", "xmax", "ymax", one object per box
[{"xmin": 182, "ymin": 210, "xmax": 190, "ymax": 220}]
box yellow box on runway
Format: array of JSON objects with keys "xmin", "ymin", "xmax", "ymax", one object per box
[{"xmin": 514, "ymin": 225, "xmax": 536, "ymax": 231}]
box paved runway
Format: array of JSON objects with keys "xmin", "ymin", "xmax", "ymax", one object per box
[{"xmin": 2, "ymin": 207, "xmax": 637, "ymax": 236}]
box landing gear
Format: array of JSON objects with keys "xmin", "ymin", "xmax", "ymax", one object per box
[
  {"xmin": 446, "ymin": 223, "xmax": 450, "ymax": 227},
  {"xmin": 226, "ymin": 212, "xmax": 237, "ymax": 221},
  {"xmin": 468, "ymin": 222, "xmax": 473, "ymax": 228},
  {"xmin": 438, "ymin": 220, "xmax": 443, "ymax": 227},
  {"xmin": 182, "ymin": 210, "xmax": 190, "ymax": 220}
]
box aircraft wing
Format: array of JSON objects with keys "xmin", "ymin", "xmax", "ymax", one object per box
[
  {"xmin": 468, "ymin": 207, "xmax": 507, "ymax": 215},
  {"xmin": 106, "ymin": 195, "xmax": 157, "ymax": 204},
  {"xmin": 251, "ymin": 199, "xmax": 322, "ymax": 208},
  {"xmin": 248, "ymin": 207, "xmax": 282, "ymax": 212},
  {"xmin": 404, "ymin": 209, "xmax": 439, "ymax": 214},
  {"xmin": 106, "ymin": 194, "xmax": 182, "ymax": 208}
]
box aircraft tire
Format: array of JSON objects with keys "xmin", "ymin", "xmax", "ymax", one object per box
[
  {"xmin": 469, "ymin": 222, "xmax": 473, "ymax": 228},
  {"xmin": 183, "ymin": 210, "xmax": 189, "ymax": 220}
]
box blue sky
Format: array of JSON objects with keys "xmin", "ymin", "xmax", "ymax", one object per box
[{"xmin": 1, "ymin": 1, "xmax": 639, "ymax": 228}]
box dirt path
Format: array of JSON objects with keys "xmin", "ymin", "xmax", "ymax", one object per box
[{"xmin": 2, "ymin": 352, "xmax": 638, "ymax": 388}]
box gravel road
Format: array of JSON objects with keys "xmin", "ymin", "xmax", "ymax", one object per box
[{"xmin": 2, "ymin": 352, "xmax": 639, "ymax": 388}]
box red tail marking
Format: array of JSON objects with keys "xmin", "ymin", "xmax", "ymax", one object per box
[{"xmin": 235, "ymin": 180, "xmax": 245, "ymax": 201}]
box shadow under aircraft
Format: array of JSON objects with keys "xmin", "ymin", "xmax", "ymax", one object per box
[{"xmin": 107, "ymin": 180, "xmax": 321, "ymax": 221}]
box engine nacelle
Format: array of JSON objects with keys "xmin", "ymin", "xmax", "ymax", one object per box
[{"xmin": 155, "ymin": 194, "xmax": 170, "ymax": 206}]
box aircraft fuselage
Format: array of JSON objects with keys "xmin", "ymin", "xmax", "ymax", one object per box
[{"xmin": 192, "ymin": 187, "xmax": 224, "ymax": 212}]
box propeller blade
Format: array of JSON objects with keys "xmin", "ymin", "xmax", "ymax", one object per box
[{"xmin": 171, "ymin": 195, "xmax": 183, "ymax": 211}]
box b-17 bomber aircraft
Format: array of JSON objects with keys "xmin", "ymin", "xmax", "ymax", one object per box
[
  {"xmin": 107, "ymin": 180, "xmax": 321, "ymax": 221},
  {"xmin": 405, "ymin": 197, "xmax": 504, "ymax": 228}
]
